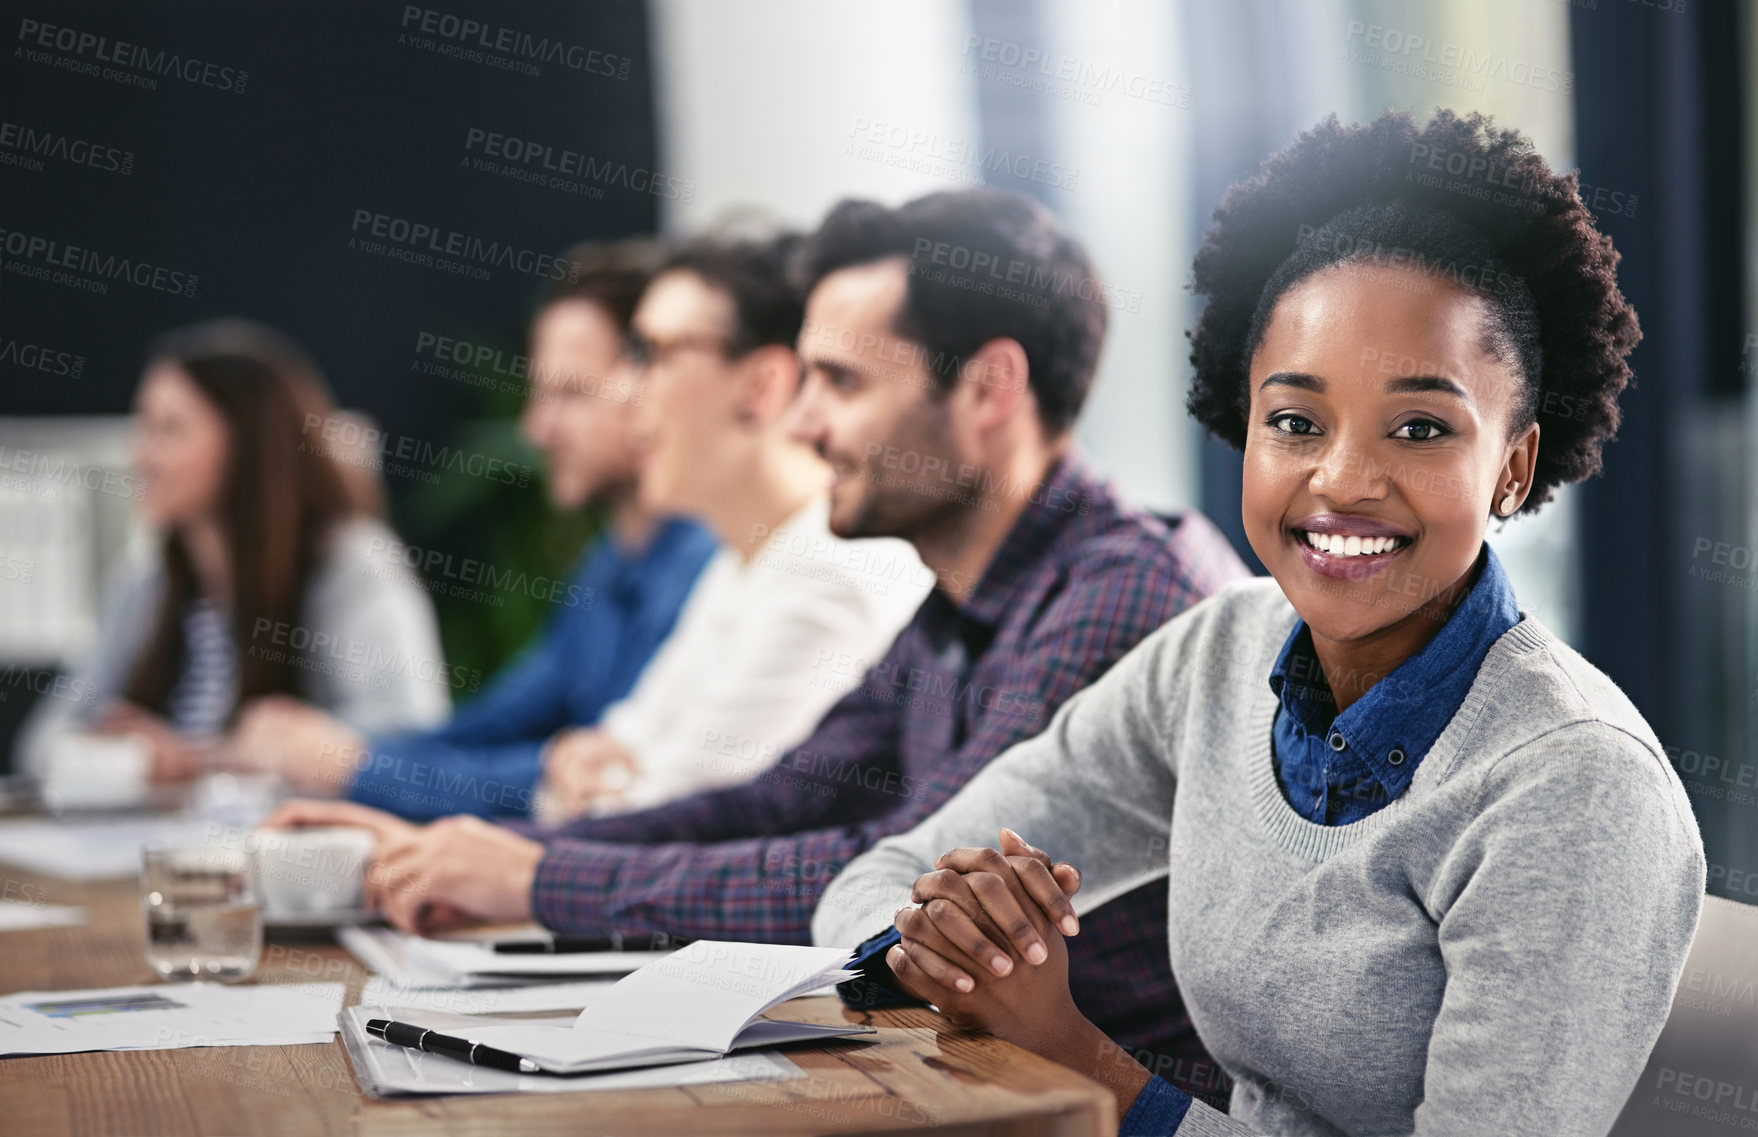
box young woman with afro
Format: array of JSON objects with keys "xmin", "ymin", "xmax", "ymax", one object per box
[{"xmin": 813, "ymin": 108, "xmax": 1706, "ymax": 1136}]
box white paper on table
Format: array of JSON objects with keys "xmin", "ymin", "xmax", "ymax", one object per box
[
  {"xmin": 0, "ymin": 900, "xmax": 87, "ymax": 932},
  {"xmin": 336, "ymin": 926, "xmax": 454, "ymax": 988},
  {"xmin": 357, "ymin": 976, "xmax": 618, "ymax": 1016},
  {"xmin": 336, "ymin": 926, "xmax": 531, "ymax": 990},
  {"xmin": 400, "ymin": 936, "xmax": 670, "ymax": 982},
  {"xmin": 339, "ymin": 926, "xmax": 669, "ymax": 987},
  {"xmin": 340, "ymin": 928, "xmax": 628, "ymax": 1016},
  {"xmin": 0, "ymin": 817, "xmax": 223, "ymax": 881},
  {"xmin": 0, "ymin": 981, "xmax": 344, "ymax": 1057}
]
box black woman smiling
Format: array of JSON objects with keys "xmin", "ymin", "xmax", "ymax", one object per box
[{"xmin": 814, "ymin": 108, "xmax": 1705, "ymax": 1137}]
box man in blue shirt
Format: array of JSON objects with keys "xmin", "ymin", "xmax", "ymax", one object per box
[{"xmin": 235, "ymin": 240, "xmax": 715, "ymax": 818}]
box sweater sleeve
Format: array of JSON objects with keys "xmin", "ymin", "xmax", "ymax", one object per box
[
  {"xmin": 298, "ymin": 520, "xmax": 451, "ymax": 735},
  {"xmin": 13, "ymin": 551, "xmax": 158, "ymax": 778},
  {"xmin": 1403, "ymin": 721, "xmax": 1704, "ymax": 1137},
  {"xmin": 812, "ymin": 596, "xmax": 1199, "ymax": 948}
]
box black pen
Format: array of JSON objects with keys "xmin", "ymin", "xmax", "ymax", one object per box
[
  {"xmin": 365, "ymin": 1017, "xmax": 541, "ymax": 1074},
  {"xmin": 492, "ymin": 934, "xmax": 622, "ymax": 954},
  {"xmin": 491, "ymin": 934, "xmax": 694, "ymax": 954}
]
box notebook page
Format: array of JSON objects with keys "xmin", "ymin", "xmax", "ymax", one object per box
[
  {"xmin": 465, "ymin": 1022, "xmax": 706, "ymax": 1072},
  {"xmin": 571, "ymin": 942, "xmax": 855, "ymax": 1053}
]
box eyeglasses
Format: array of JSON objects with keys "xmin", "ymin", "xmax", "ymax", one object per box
[{"xmin": 622, "ymin": 330, "xmax": 734, "ymax": 370}]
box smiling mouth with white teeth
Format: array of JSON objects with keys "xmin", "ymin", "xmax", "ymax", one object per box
[{"xmin": 1295, "ymin": 530, "xmax": 1413, "ymax": 558}]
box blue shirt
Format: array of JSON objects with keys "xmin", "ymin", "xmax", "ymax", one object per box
[
  {"xmin": 1119, "ymin": 542, "xmax": 1521, "ymax": 1136},
  {"xmin": 1268, "ymin": 542, "xmax": 1520, "ymax": 827},
  {"xmin": 346, "ymin": 517, "xmax": 716, "ymax": 820}
]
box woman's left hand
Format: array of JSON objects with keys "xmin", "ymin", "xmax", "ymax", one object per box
[{"xmin": 889, "ymin": 835, "xmax": 1090, "ymax": 1059}]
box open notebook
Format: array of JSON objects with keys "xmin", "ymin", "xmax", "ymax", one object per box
[
  {"xmin": 411, "ymin": 941, "xmax": 872, "ymax": 1076},
  {"xmin": 339, "ymin": 1005, "xmax": 804, "ymax": 1098}
]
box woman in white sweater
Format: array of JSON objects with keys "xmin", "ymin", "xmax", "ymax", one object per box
[
  {"xmin": 814, "ymin": 109, "xmax": 1706, "ymax": 1136},
  {"xmin": 18, "ymin": 320, "xmax": 447, "ymax": 791}
]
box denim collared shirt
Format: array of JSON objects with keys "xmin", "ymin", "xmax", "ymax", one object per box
[{"xmin": 1268, "ymin": 542, "xmax": 1521, "ymax": 826}]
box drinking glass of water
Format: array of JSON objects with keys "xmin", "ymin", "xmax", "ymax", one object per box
[{"xmin": 140, "ymin": 843, "xmax": 262, "ymax": 982}]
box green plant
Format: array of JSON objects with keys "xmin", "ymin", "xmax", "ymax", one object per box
[{"xmin": 391, "ymin": 348, "xmax": 601, "ymax": 686}]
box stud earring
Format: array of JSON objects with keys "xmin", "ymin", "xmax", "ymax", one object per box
[{"xmin": 1498, "ymin": 491, "xmax": 1518, "ymax": 516}]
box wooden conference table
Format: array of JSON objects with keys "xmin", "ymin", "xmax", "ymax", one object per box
[{"xmin": 0, "ymin": 873, "xmax": 1116, "ymax": 1136}]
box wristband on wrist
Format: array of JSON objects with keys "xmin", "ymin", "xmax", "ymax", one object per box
[{"xmin": 836, "ymin": 925, "xmax": 921, "ymax": 1010}]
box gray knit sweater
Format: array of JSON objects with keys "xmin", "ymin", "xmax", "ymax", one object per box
[{"xmin": 814, "ymin": 576, "xmax": 1705, "ymax": 1136}]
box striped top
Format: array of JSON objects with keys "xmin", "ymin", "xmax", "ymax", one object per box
[
  {"xmin": 16, "ymin": 517, "xmax": 450, "ymax": 779},
  {"xmin": 164, "ymin": 599, "xmax": 238, "ymax": 736}
]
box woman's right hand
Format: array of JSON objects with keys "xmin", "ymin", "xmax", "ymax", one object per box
[
  {"xmin": 904, "ymin": 828, "xmax": 1083, "ymax": 983},
  {"xmin": 890, "ymin": 869, "xmax": 1084, "ymax": 1045},
  {"xmin": 91, "ymin": 702, "xmax": 209, "ymax": 784}
]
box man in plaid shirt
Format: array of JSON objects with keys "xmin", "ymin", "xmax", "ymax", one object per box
[{"xmin": 267, "ymin": 189, "xmax": 1247, "ymax": 1091}]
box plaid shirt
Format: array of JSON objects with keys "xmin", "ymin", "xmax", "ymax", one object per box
[{"xmin": 525, "ymin": 453, "xmax": 1249, "ymax": 1071}]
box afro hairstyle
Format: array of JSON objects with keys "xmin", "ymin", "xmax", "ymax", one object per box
[{"xmin": 1186, "ymin": 108, "xmax": 1641, "ymax": 515}]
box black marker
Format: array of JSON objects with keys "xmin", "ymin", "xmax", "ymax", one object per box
[{"xmin": 365, "ymin": 1017, "xmax": 540, "ymax": 1074}]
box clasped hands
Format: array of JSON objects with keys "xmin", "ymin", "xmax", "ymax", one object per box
[
  {"xmin": 886, "ymin": 828, "xmax": 1093, "ymax": 1058},
  {"xmin": 892, "ymin": 829, "xmax": 1158, "ymax": 1116}
]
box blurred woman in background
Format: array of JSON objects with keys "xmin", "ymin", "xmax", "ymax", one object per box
[{"xmin": 18, "ymin": 319, "xmax": 447, "ymax": 793}]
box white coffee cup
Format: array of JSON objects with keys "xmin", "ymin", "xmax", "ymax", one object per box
[
  {"xmin": 250, "ymin": 826, "xmax": 374, "ymax": 916},
  {"xmin": 42, "ymin": 733, "xmax": 152, "ymax": 813}
]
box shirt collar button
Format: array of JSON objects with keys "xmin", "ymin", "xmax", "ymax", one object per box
[
  {"xmin": 1387, "ymin": 747, "xmax": 1407, "ymax": 766},
  {"xmin": 1327, "ymin": 731, "xmax": 1346, "ymax": 751}
]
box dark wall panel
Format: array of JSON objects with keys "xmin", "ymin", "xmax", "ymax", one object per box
[{"xmin": 0, "ymin": 0, "xmax": 659, "ymax": 455}]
